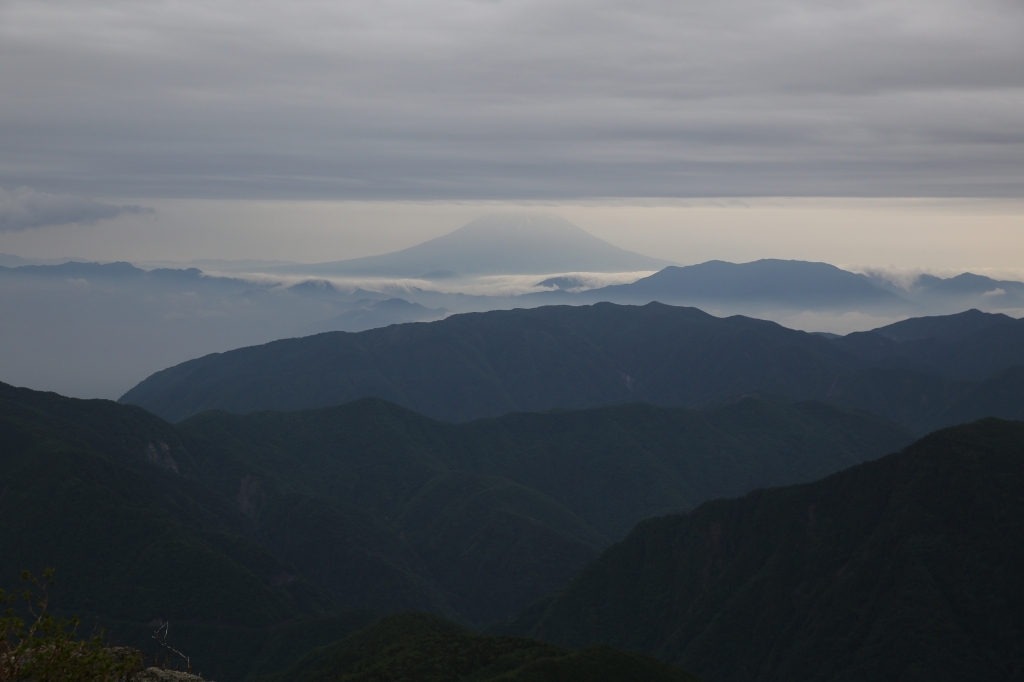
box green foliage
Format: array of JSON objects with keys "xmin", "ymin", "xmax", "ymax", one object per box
[
  {"xmin": 506, "ymin": 418, "xmax": 1024, "ymax": 682},
  {"xmin": 257, "ymin": 613, "xmax": 700, "ymax": 682},
  {"xmin": 0, "ymin": 569, "xmax": 142, "ymax": 682}
]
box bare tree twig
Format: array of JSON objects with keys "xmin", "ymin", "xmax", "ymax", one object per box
[{"xmin": 152, "ymin": 622, "xmax": 191, "ymax": 674}]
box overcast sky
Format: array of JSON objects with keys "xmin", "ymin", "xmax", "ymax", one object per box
[{"xmin": 2, "ymin": 0, "xmax": 1022, "ymax": 201}]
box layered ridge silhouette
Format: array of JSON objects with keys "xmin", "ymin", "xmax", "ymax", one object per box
[
  {"xmin": 121, "ymin": 304, "xmax": 1024, "ymax": 435},
  {"xmin": 1, "ymin": 380, "xmax": 907, "ymax": 678},
  {"xmin": 502, "ymin": 418, "xmax": 1024, "ymax": 682}
]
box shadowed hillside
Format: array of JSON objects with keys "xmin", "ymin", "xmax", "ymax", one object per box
[
  {"xmin": 121, "ymin": 303, "xmax": 1024, "ymax": 436},
  {"xmin": 119, "ymin": 302, "xmax": 862, "ymax": 423},
  {"xmin": 502, "ymin": 418, "xmax": 1024, "ymax": 682},
  {"xmin": 1, "ymin": 379, "xmax": 909, "ymax": 679},
  {"xmin": 256, "ymin": 612, "xmax": 701, "ymax": 682}
]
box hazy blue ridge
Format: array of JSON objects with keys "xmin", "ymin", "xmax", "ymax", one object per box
[
  {"xmin": 120, "ymin": 303, "xmax": 1024, "ymax": 436},
  {"xmin": 573, "ymin": 259, "xmax": 910, "ymax": 311},
  {"xmin": 5, "ymin": 233, "xmax": 1024, "ymax": 403},
  {"xmin": 267, "ymin": 214, "xmax": 674, "ymax": 277}
]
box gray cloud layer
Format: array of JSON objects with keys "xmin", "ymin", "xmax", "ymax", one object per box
[
  {"xmin": 0, "ymin": 187, "xmax": 151, "ymax": 232},
  {"xmin": 0, "ymin": 0, "xmax": 1021, "ymax": 199}
]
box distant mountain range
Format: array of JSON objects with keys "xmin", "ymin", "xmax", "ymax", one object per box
[
  {"xmin": 546, "ymin": 259, "xmax": 909, "ymax": 312},
  {"xmin": 0, "ymin": 261, "xmax": 451, "ymax": 398},
  {"xmin": 271, "ymin": 213, "xmax": 673, "ymax": 277},
  {"xmin": 4, "ymin": 214, "xmax": 1024, "ymax": 401},
  {"xmin": 6, "ymin": 248, "xmax": 1021, "ymax": 319},
  {"xmin": 301, "ymin": 296, "xmax": 448, "ymax": 334},
  {"xmin": 121, "ymin": 304, "xmax": 1024, "ymax": 435},
  {"xmin": 6, "ymin": 217, "xmax": 1024, "ymax": 319},
  {"xmin": 1, "ymin": 380, "xmax": 907, "ymax": 678},
  {"xmin": 528, "ymin": 258, "xmax": 1024, "ymax": 317},
  {"xmin": 501, "ymin": 417, "xmax": 1024, "ymax": 682}
]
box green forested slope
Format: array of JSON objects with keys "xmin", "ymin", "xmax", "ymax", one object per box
[
  {"xmin": 504, "ymin": 418, "xmax": 1024, "ymax": 682},
  {"xmin": 257, "ymin": 612, "xmax": 700, "ymax": 682}
]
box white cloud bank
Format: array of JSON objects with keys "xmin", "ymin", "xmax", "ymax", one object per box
[
  {"xmin": 213, "ymin": 270, "xmax": 656, "ymax": 298},
  {"xmin": 0, "ymin": 187, "xmax": 152, "ymax": 232}
]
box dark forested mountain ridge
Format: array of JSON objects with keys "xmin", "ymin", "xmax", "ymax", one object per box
[
  {"xmin": 121, "ymin": 303, "xmax": 1024, "ymax": 436},
  {"xmin": 0, "ymin": 379, "xmax": 909, "ymax": 675},
  {"xmin": 0, "ymin": 382, "xmax": 358, "ymax": 681},
  {"xmin": 120, "ymin": 302, "xmax": 861, "ymax": 423},
  {"xmin": 503, "ymin": 418, "xmax": 1024, "ymax": 682},
  {"xmin": 180, "ymin": 396, "xmax": 910, "ymax": 549},
  {"xmin": 871, "ymin": 307, "xmax": 1015, "ymax": 343},
  {"xmin": 933, "ymin": 365, "xmax": 1024, "ymax": 427},
  {"xmin": 834, "ymin": 309, "xmax": 1024, "ymax": 380}
]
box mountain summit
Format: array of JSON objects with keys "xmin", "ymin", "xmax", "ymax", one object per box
[
  {"xmin": 277, "ymin": 213, "xmax": 673, "ymax": 277},
  {"xmin": 569, "ymin": 259, "xmax": 908, "ymax": 311}
]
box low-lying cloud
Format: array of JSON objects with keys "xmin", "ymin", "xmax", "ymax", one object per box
[
  {"xmin": 0, "ymin": 187, "xmax": 152, "ymax": 232},
  {"xmin": 222, "ymin": 270, "xmax": 657, "ymax": 298}
]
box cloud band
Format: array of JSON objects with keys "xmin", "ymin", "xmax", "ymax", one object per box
[{"xmin": 0, "ymin": 187, "xmax": 153, "ymax": 232}]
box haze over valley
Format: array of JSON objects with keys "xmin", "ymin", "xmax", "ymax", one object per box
[{"xmin": 6, "ymin": 213, "xmax": 1024, "ymax": 400}]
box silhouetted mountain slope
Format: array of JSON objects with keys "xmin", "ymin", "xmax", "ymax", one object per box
[
  {"xmin": 180, "ymin": 393, "xmax": 909, "ymax": 561},
  {"xmin": 0, "ymin": 383, "xmax": 348, "ymax": 681},
  {"xmin": 304, "ymin": 298, "xmax": 448, "ymax": 334},
  {"xmin": 121, "ymin": 303, "xmax": 1024, "ymax": 435},
  {"xmin": 936, "ymin": 366, "xmax": 1024, "ymax": 426},
  {"xmin": 581, "ymin": 260, "xmax": 907, "ymax": 310},
  {"xmin": 0, "ymin": 260, "xmax": 232, "ymax": 287},
  {"xmin": 121, "ymin": 302, "xmax": 860, "ymax": 423},
  {"xmin": 175, "ymin": 397, "xmax": 910, "ymax": 625},
  {"xmin": 835, "ymin": 310, "xmax": 1024, "ymax": 380},
  {"xmin": 274, "ymin": 214, "xmax": 671, "ymax": 277},
  {"xmin": 549, "ymin": 262, "xmax": 1024, "ymax": 316},
  {"xmin": 913, "ymin": 272, "xmax": 1024, "ymax": 308},
  {"xmin": 1, "ymin": 381, "xmax": 908, "ymax": 668},
  {"xmin": 872, "ymin": 308, "xmax": 1015, "ymax": 342},
  {"xmin": 257, "ymin": 612, "xmax": 700, "ymax": 682},
  {"xmin": 821, "ymin": 366, "xmax": 972, "ymax": 435},
  {"xmin": 0, "ymin": 260, "xmax": 146, "ymax": 279},
  {"xmin": 503, "ymin": 418, "xmax": 1024, "ymax": 682},
  {"xmin": 441, "ymin": 399, "xmax": 910, "ymax": 539}
]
